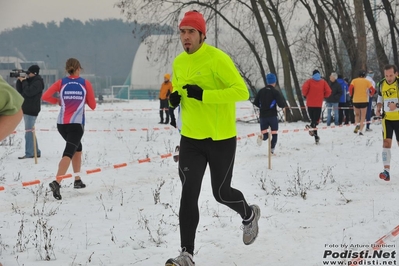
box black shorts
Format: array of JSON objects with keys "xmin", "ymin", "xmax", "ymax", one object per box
[
  {"xmin": 57, "ymin": 123, "xmax": 84, "ymax": 158},
  {"xmin": 382, "ymin": 119, "xmax": 399, "ymax": 141},
  {"xmin": 353, "ymin": 102, "xmax": 368, "ymax": 108}
]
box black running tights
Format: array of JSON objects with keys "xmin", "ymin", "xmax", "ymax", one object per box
[{"xmin": 178, "ymin": 136, "xmax": 252, "ymax": 255}]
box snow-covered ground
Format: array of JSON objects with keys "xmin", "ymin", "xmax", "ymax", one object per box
[{"xmin": 0, "ymin": 100, "xmax": 398, "ymax": 266}]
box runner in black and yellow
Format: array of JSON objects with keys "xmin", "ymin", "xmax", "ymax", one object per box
[
  {"xmin": 376, "ymin": 64, "xmax": 399, "ymax": 181},
  {"xmin": 165, "ymin": 10, "xmax": 260, "ymax": 266}
]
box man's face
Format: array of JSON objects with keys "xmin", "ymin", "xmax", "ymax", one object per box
[
  {"xmin": 329, "ymin": 75, "xmax": 336, "ymax": 82},
  {"xmin": 384, "ymin": 68, "xmax": 398, "ymax": 84},
  {"xmin": 179, "ymin": 26, "xmax": 204, "ymax": 54},
  {"xmin": 28, "ymin": 72, "xmax": 35, "ymax": 78}
]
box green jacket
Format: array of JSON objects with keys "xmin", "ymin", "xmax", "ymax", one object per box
[
  {"xmin": 172, "ymin": 43, "xmax": 249, "ymax": 140},
  {"xmin": 0, "ymin": 76, "xmax": 24, "ymax": 116}
]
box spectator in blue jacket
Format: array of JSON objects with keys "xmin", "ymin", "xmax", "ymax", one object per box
[{"xmin": 337, "ymin": 74, "xmax": 349, "ymax": 125}]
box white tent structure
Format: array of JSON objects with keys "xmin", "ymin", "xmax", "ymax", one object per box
[
  {"xmin": 130, "ymin": 35, "xmax": 180, "ymax": 90},
  {"xmin": 111, "ymin": 35, "xmax": 180, "ymax": 100}
]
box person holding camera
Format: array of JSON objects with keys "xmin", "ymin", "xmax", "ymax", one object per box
[{"xmin": 16, "ymin": 65, "xmax": 44, "ymax": 159}]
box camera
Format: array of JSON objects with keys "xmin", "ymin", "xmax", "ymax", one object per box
[{"xmin": 9, "ymin": 69, "xmax": 28, "ymax": 78}]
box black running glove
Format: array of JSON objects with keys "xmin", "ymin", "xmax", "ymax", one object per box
[
  {"xmin": 183, "ymin": 84, "xmax": 203, "ymax": 101},
  {"xmin": 169, "ymin": 91, "xmax": 181, "ymax": 108}
]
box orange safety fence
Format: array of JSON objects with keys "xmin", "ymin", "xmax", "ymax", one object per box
[
  {"xmin": 41, "ymin": 106, "xmax": 253, "ymax": 112},
  {"xmin": 10, "ymin": 114, "xmax": 257, "ymax": 134},
  {"xmin": 0, "ymin": 152, "xmax": 174, "ymax": 192},
  {"xmin": 350, "ymin": 224, "xmax": 399, "ymax": 264},
  {"xmin": 1, "ymin": 114, "xmax": 380, "ymax": 192}
]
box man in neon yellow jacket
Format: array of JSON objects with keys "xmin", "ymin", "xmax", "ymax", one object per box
[{"xmin": 165, "ymin": 10, "xmax": 260, "ymax": 266}]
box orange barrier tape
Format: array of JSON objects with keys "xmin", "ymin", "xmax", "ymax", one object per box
[
  {"xmin": 56, "ymin": 174, "xmax": 73, "ymax": 182},
  {"xmin": 350, "ymin": 224, "xmax": 399, "ymax": 263},
  {"xmin": 0, "ymin": 149, "xmax": 177, "ymax": 192},
  {"xmin": 260, "ymin": 129, "xmax": 279, "ymax": 135},
  {"xmin": 138, "ymin": 158, "xmax": 151, "ymax": 163},
  {"xmin": 237, "ymin": 124, "xmax": 354, "ymax": 140},
  {"xmin": 22, "ymin": 180, "xmax": 40, "ymax": 187},
  {"xmin": 114, "ymin": 163, "xmax": 127, "ymax": 169},
  {"xmin": 41, "ymin": 107, "xmax": 252, "ymax": 112},
  {"xmin": 14, "ymin": 126, "xmax": 175, "ymax": 134},
  {"xmin": 283, "ymin": 106, "xmax": 356, "ymax": 109},
  {"xmin": 86, "ymin": 168, "xmax": 102, "ymax": 174},
  {"xmin": 11, "ymin": 113, "xmax": 255, "ymax": 134},
  {"xmin": 0, "ymin": 117, "xmax": 380, "ymax": 192},
  {"xmin": 236, "ymin": 120, "xmax": 380, "ymax": 141},
  {"xmin": 59, "ymin": 174, "xmax": 73, "ymax": 179}
]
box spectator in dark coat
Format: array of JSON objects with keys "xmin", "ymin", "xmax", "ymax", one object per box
[
  {"xmin": 16, "ymin": 65, "xmax": 44, "ymax": 159},
  {"xmin": 325, "ymin": 72, "xmax": 342, "ymax": 126},
  {"xmin": 337, "ymin": 74, "xmax": 350, "ymax": 125},
  {"xmin": 344, "ymin": 77, "xmax": 355, "ymax": 124}
]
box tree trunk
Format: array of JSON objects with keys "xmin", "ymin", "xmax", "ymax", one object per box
[
  {"xmin": 381, "ymin": 0, "xmax": 399, "ymax": 67},
  {"xmin": 250, "ymin": 0, "xmax": 276, "ymax": 79},
  {"xmin": 322, "ymin": 0, "xmax": 359, "ymax": 78},
  {"xmin": 258, "ymin": 0, "xmax": 303, "ymax": 121},
  {"xmin": 267, "ymin": 0, "xmax": 308, "ymax": 121},
  {"xmin": 353, "ymin": 0, "xmax": 367, "ymax": 71},
  {"xmin": 313, "ymin": 0, "xmax": 334, "ymax": 76},
  {"xmin": 363, "ymin": 0, "xmax": 389, "ymax": 73}
]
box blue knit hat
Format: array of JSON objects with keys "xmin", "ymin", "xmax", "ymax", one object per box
[{"xmin": 266, "ymin": 73, "xmax": 277, "ymax": 84}]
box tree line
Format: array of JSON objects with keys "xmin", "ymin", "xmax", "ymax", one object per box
[
  {"xmin": 0, "ymin": 18, "xmax": 170, "ymax": 89},
  {"xmin": 115, "ymin": 0, "xmax": 399, "ymax": 121}
]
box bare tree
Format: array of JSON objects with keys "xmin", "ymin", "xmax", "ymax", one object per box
[
  {"xmin": 381, "ymin": 0, "xmax": 399, "ymax": 67},
  {"xmin": 253, "ymin": 0, "xmax": 303, "ymax": 121},
  {"xmin": 363, "ymin": 0, "xmax": 389, "ymax": 73},
  {"xmin": 115, "ymin": 0, "xmax": 398, "ymax": 123},
  {"xmin": 116, "ymin": 0, "xmax": 308, "ymax": 121},
  {"xmin": 353, "ymin": 0, "xmax": 367, "ymax": 71}
]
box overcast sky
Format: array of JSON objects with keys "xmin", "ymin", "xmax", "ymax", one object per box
[{"xmin": 0, "ymin": 0, "xmax": 124, "ymax": 33}]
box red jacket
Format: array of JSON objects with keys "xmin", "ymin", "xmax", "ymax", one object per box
[{"xmin": 302, "ymin": 79, "xmax": 331, "ymax": 107}]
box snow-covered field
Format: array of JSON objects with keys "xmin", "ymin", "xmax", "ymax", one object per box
[{"xmin": 0, "ymin": 99, "xmax": 398, "ymax": 266}]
